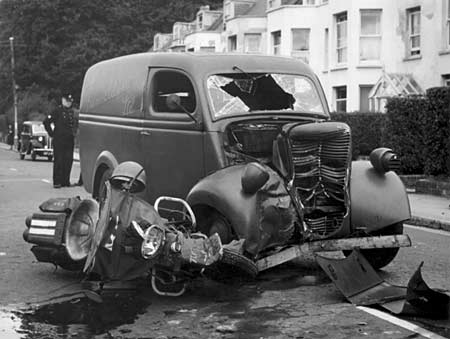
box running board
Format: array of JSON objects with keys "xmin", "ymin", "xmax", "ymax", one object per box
[{"xmin": 256, "ymin": 234, "xmax": 411, "ymax": 272}]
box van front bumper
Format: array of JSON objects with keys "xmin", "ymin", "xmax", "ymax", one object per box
[{"xmin": 257, "ymin": 234, "xmax": 411, "ymax": 272}]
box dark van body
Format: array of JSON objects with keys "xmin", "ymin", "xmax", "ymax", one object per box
[
  {"xmin": 79, "ymin": 52, "xmax": 410, "ymax": 269},
  {"xmin": 79, "ymin": 52, "xmax": 326, "ymax": 203}
]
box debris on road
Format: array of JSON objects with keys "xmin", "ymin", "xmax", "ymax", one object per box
[{"xmin": 316, "ymin": 250, "xmax": 450, "ymax": 320}]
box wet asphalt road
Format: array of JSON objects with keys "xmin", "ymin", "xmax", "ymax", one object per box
[{"xmin": 0, "ymin": 146, "xmax": 449, "ymax": 339}]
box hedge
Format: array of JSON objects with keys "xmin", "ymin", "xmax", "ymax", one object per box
[
  {"xmin": 383, "ymin": 96, "xmax": 428, "ymax": 174},
  {"xmin": 331, "ymin": 86, "xmax": 450, "ymax": 176},
  {"xmin": 384, "ymin": 87, "xmax": 450, "ymax": 175},
  {"xmin": 330, "ymin": 112, "xmax": 386, "ymax": 160},
  {"xmin": 424, "ymin": 87, "xmax": 450, "ymax": 175}
]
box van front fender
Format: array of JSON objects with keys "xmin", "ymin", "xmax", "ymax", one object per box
[
  {"xmin": 186, "ymin": 165, "xmax": 260, "ymax": 252},
  {"xmin": 350, "ymin": 161, "xmax": 411, "ymax": 233}
]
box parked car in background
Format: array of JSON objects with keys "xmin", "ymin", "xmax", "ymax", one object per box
[
  {"xmin": 19, "ymin": 121, "xmax": 53, "ymax": 161},
  {"xmin": 78, "ymin": 53, "xmax": 411, "ymax": 270}
]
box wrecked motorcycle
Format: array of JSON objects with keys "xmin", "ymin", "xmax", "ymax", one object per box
[{"xmin": 23, "ymin": 162, "xmax": 228, "ymax": 296}]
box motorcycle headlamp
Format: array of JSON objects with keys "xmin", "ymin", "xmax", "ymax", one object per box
[{"xmin": 141, "ymin": 225, "xmax": 165, "ymax": 259}]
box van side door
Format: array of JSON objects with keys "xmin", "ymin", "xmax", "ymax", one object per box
[{"xmin": 142, "ymin": 68, "xmax": 205, "ymax": 203}]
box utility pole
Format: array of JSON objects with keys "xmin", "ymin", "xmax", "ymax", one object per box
[{"xmin": 9, "ymin": 36, "xmax": 19, "ymax": 151}]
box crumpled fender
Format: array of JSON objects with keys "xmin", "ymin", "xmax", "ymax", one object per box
[
  {"xmin": 186, "ymin": 165, "xmax": 260, "ymax": 253},
  {"xmin": 350, "ymin": 161, "xmax": 411, "ymax": 233},
  {"xmin": 187, "ymin": 165, "xmax": 295, "ymax": 256}
]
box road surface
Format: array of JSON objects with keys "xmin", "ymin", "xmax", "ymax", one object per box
[{"xmin": 0, "ymin": 145, "xmax": 448, "ymax": 339}]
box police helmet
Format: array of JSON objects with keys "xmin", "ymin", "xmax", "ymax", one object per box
[
  {"xmin": 62, "ymin": 93, "xmax": 74, "ymax": 102},
  {"xmin": 110, "ymin": 161, "xmax": 146, "ymax": 193}
]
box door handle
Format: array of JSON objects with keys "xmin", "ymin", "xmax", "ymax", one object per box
[{"xmin": 140, "ymin": 130, "xmax": 151, "ymax": 136}]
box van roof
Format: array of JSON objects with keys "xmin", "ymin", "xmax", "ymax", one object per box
[{"xmin": 90, "ymin": 52, "xmax": 315, "ymax": 78}]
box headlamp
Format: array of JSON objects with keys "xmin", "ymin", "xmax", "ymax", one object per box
[
  {"xmin": 141, "ymin": 225, "xmax": 165, "ymax": 259},
  {"xmin": 38, "ymin": 136, "xmax": 43, "ymax": 142}
]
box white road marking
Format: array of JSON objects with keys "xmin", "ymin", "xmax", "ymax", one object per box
[
  {"xmin": 41, "ymin": 179, "xmax": 50, "ymax": 183},
  {"xmin": 8, "ymin": 168, "xmax": 17, "ymax": 171},
  {"xmin": 357, "ymin": 306, "xmax": 447, "ymax": 339},
  {"xmin": 405, "ymin": 224, "xmax": 450, "ymax": 237},
  {"xmin": 0, "ymin": 252, "xmax": 6, "ymax": 256}
]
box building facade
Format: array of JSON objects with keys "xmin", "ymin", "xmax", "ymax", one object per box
[{"xmin": 153, "ymin": 0, "xmax": 450, "ymax": 112}]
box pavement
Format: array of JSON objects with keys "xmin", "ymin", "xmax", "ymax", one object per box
[
  {"xmin": 408, "ymin": 193, "xmax": 450, "ymax": 231},
  {"xmin": 1, "ymin": 142, "xmax": 449, "ymax": 232}
]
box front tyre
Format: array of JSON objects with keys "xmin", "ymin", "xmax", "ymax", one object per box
[
  {"xmin": 204, "ymin": 248, "xmax": 258, "ymax": 281},
  {"xmin": 344, "ymin": 222, "xmax": 404, "ymax": 270},
  {"xmin": 96, "ymin": 168, "xmax": 112, "ymax": 204}
]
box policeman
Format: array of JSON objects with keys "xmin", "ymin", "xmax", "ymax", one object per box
[{"xmin": 44, "ymin": 94, "xmax": 76, "ymax": 188}]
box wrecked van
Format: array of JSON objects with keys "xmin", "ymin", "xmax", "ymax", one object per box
[{"xmin": 78, "ymin": 53, "xmax": 411, "ymax": 269}]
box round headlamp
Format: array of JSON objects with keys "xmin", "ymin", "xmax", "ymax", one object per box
[
  {"xmin": 38, "ymin": 136, "xmax": 43, "ymax": 142},
  {"xmin": 141, "ymin": 225, "xmax": 165, "ymax": 259}
]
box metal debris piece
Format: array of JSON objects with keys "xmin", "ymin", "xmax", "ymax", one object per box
[
  {"xmin": 315, "ymin": 250, "xmax": 405, "ymax": 305},
  {"xmin": 316, "ymin": 250, "xmax": 450, "ymax": 320},
  {"xmin": 381, "ymin": 262, "xmax": 450, "ymax": 319}
]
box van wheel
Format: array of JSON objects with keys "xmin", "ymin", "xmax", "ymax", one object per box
[
  {"xmin": 343, "ymin": 222, "xmax": 403, "ymax": 270},
  {"xmin": 197, "ymin": 209, "xmax": 235, "ymax": 245},
  {"xmin": 97, "ymin": 168, "xmax": 112, "ymax": 204},
  {"xmin": 48, "ymin": 155, "xmax": 53, "ymax": 162},
  {"xmin": 20, "ymin": 153, "xmax": 25, "ymax": 160},
  {"xmin": 31, "ymin": 149, "xmax": 37, "ymax": 161}
]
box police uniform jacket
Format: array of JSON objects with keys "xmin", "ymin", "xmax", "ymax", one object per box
[{"xmin": 44, "ymin": 106, "xmax": 76, "ymax": 139}]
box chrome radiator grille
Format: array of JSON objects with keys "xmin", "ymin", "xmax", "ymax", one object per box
[{"xmin": 290, "ymin": 123, "xmax": 351, "ymax": 237}]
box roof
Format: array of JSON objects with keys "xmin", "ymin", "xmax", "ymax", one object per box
[
  {"xmin": 87, "ymin": 52, "xmax": 315, "ymax": 79},
  {"xmin": 207, "ymin": 13, "xmax": 224, "ymax": 31},
  {"xmin": 369, "ymin": 72, "xmax": 424, "ymax": 99},
  {"xmin": 244, "ymin": 0, "xmax": 267, "ymax": 16}
]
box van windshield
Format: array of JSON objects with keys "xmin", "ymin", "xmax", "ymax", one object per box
[{"xmin": 206, "ymin": 73, "xmax": 326, "ymax": 119}]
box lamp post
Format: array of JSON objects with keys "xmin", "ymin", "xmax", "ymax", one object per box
[{"xmin": 9, "ymin": 36, "xmax": 19, "ymax": 151}]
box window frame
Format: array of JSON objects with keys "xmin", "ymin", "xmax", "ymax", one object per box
[
  {"xmin": 228, "ymin": 35, "xmax": 237, "ymax": 52},
  {"xmin": 324, "ymin": 28, "xmax": 329, "ymax": 70},
  {"xmin": 149, "ymin": 69, "xmax": 198, "ymax": 119},
  {"xmin": 359, "ymin": 85, "xmax": 374, "ymax": 112},
  {"xmin": 335, "ymin": 12, "xmax": 348, "ymax": 64},
  {"xmin": 244, "ymin": 33, "xmax": 262, "ymax": 53},
  {"xmin": 359, "ymin": 9, "xmax": 382, "ymax": 62},
  {"xmin": 291, "ymin": 28, "xmax": 310, "ymax": 63},
  {"xmin": 334, "ymin": 86, "xmax": 347, "ymax": 112},
  {"xmin": 447, "ymin": 0, "xmax": 450, "ymax": 48},
  {"xmin": 197, "ymin": 13, "xmax": 203, "ymax": 30},
  {"xmin": 407, "ymin": 7, "xmax": 421, "ymax": 56},
  {"xmin": 224, "ymin": 2, "xmax": 231, "ymax": 19},
  {"xmin": 443, "ymin": 74, "xmax": 450, "ymax": 87},
  {"xmin": 272, "ymin": 30, "xmax": 282, "ymax": 55}
]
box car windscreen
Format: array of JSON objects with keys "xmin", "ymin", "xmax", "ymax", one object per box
[
  {"xmin": 32, "ymin": 124, "xmax": 46, "ymax": 134},
  {"xmin": 207, "ymin": 73, "xmax": 326, "ymax": 119}
]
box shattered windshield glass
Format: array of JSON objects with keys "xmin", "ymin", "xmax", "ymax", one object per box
[{"xmin": 207, "ymin": 73, "xmax": 325, "ymax": 119}]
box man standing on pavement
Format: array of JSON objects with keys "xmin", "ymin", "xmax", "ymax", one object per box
[{"xmin": 44, "ymin": 93, "xmax": 76, "ymax": 188}]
